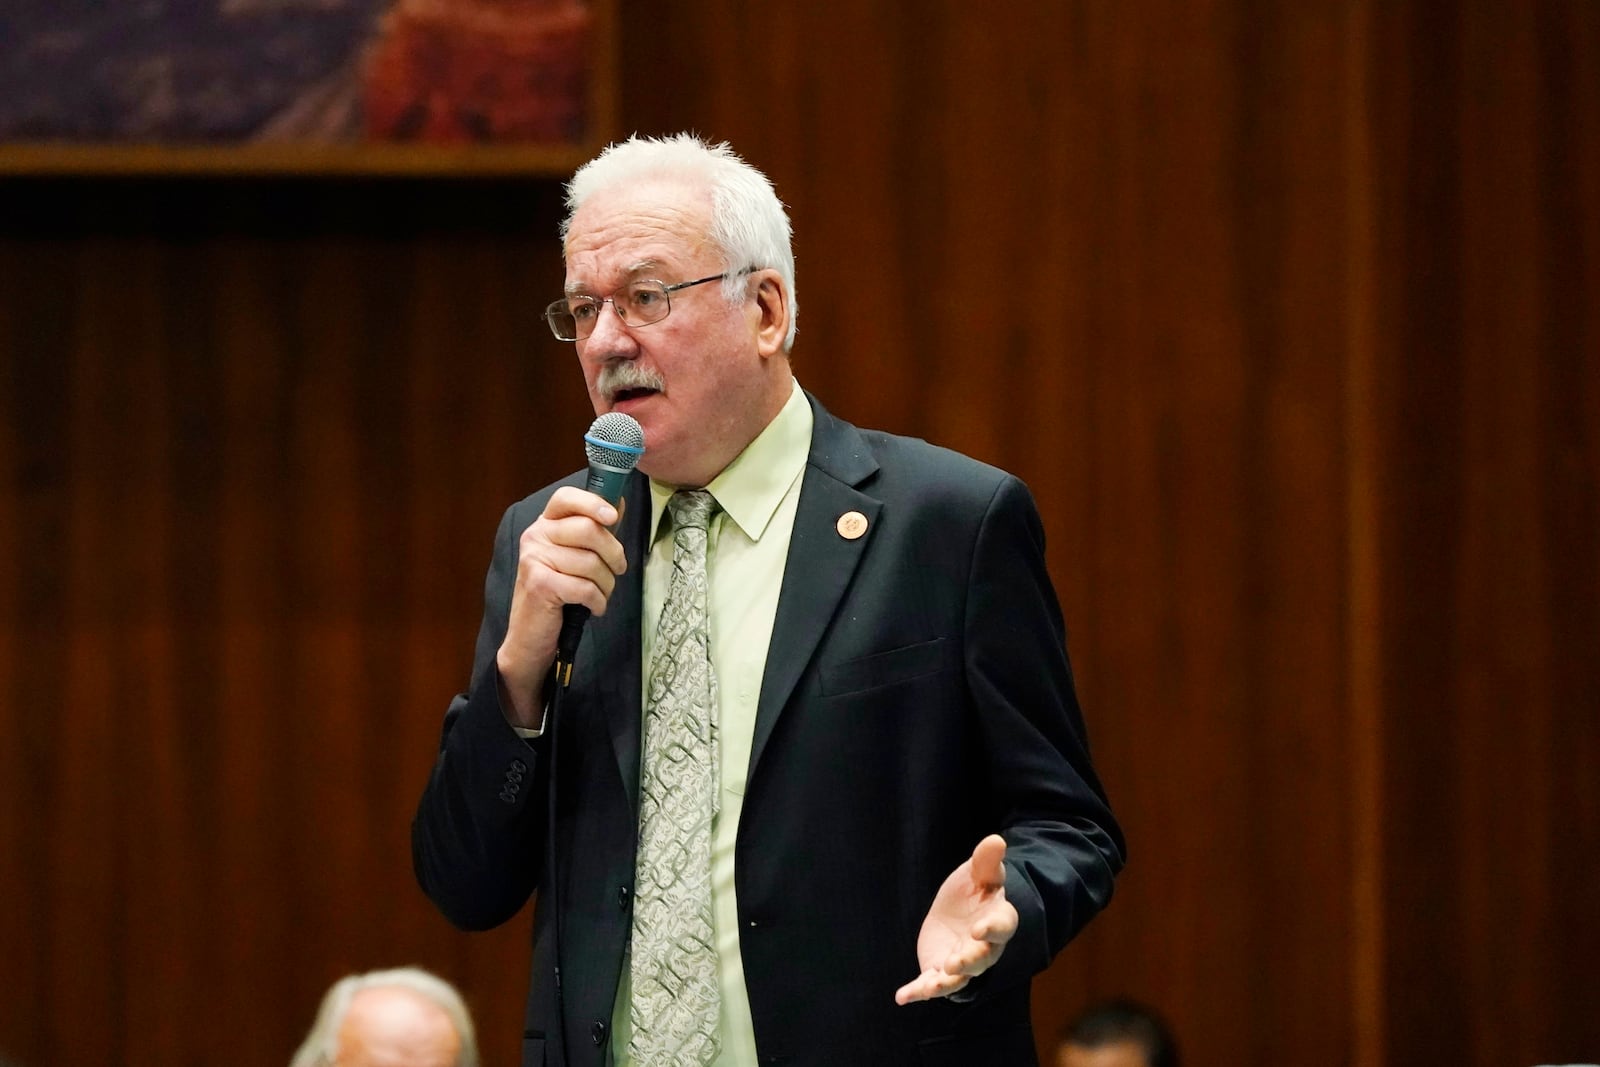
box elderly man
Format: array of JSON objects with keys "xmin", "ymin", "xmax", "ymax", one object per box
[
  {"xmin": 413, "ymin": 133, "xmax": 1124, "ymax": 1067},
  {"xmin": 290, "ymin": 967, "xmax": 478, "ymax": 1067}
]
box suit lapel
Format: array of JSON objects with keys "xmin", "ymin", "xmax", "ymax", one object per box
[{"xmin": 749, "ymin": 397, "xmax": 880, "ymax": 781}]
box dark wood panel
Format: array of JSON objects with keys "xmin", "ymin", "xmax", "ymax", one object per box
[
  {"xmin": 1370, "ymin": 3, "xmax": 1600, "ymax": 1065},
  {"xmin": 0, "ymin": 178, "xmax": 580, "ymax": 1067},
  {"xmin": 1016, "ymin": 5, "xmax": 1363, "ymax": 1062}
]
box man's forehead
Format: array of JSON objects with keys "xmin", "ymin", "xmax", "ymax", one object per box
[
  {"xmin": 564, "ymin": 209, "xmax": 717, "ymax": 291},
  {"xmin": 564, "ymin": 258, "xmax": 671, "ymax": 294},
  {"xmin": 566, "ymin": 177, "xmax": 711, "ymax": 250}
]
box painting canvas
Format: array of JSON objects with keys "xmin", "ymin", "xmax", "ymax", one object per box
[{"xmin": 0, "ymin": 0, "xmax": 615, "ymax": 174}]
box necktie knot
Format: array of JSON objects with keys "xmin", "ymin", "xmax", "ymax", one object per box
[{"xmin": 667, "ymin": 488, "xmax": 717, "ymax": 533}]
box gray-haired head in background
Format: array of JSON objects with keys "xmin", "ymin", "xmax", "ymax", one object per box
[{"xmin": 289, "ymin": 966, "xmax": 479, "ymax": 1067}]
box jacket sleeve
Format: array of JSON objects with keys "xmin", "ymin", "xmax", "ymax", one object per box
[
  {"xmin": 961, "ymin": 474, "xmax": 1125, "ymax": 993},
  {"xmin": 412, "ymin": 502, "xmax": 548, "ymax": 931}
]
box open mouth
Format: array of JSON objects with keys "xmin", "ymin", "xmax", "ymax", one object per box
[{"xmin": 597, "ymin": 360, "xmax": 665, "ymax": 407}]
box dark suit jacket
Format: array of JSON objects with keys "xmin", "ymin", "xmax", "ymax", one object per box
[{"xmin": 413, "ymin": 393, "xmax": 1124, "ymax": 1067}]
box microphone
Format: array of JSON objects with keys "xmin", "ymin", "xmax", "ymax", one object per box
[
  {"xmin": 554, "ymin": 412, "xmax": 645, "ymax": 685},
  {"xmin": 580, "ymin": 411, "xmax": 646, "ymax": 504}
]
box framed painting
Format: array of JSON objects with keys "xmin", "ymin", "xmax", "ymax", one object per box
[{"xmin": 0, "ymin": 0, "xmax": 616, "ymax": 175}]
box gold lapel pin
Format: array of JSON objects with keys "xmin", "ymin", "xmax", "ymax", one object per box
[{"xmin": 836, "ymin": 511, "xmax": 869, "ymax": 540}]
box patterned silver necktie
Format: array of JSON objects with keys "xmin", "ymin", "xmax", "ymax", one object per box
[{"xmin": 629, "ymin": 488, "xmax": 721, "ymax": 1066}]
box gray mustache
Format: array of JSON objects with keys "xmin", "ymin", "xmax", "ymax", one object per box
[{"xmin": 597, "ymin": 361, "xmax": 666, "ymax": 398}]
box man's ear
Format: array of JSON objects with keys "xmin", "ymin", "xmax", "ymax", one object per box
[{"xmin": 752, "ymin": 271, "xmax": 791, "ymax": 358}]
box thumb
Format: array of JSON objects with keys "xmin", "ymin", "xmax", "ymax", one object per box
[{"xmin": 970, "ymin": 833, "xmax": 1007, "ymax": 890}]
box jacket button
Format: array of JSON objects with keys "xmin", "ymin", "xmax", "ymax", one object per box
[
  {"xmin": 591, "ymin": 1020, "xmax": 608, "ymax": 1046},
  {"xmin": 617, "ymin": 885, "xmax": 631, "ymax": 909}
]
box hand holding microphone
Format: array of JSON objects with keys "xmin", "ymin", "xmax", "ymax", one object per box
[
  {"xmin": 556, "ymin": 414, "xmax": 646, "ymax": 682},
  {"xmin": 495, "ymin": 414, "xmax": 644, "ymax": 726}
]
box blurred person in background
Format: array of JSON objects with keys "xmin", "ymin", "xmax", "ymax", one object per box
[
  {"xmin": 1055, "ymin": 998, "xmax": 1179, "ymax": 1067},
  {"xmin": 290, "ymin": 966, "xmax": 479, "ymax": 1067}
]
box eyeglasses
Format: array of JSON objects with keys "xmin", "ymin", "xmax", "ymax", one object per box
[{"xmin": 544, "ymin": 268, "xmax": 759, "ymax": 341}]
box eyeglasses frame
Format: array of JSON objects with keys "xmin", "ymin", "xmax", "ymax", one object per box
[{"xmin": 543, "ymin": 267, "xmax": 758, "ymax": 341}]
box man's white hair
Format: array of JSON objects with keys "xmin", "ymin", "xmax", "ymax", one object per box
[
  {"xmin": 289, "ymin": 966, "xmax": 479, "ymax": 1067},
  {"xmin": 561, "ymin": 132, "xmax": 799, "ymax": 352}
]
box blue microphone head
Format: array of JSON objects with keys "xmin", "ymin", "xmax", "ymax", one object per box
[{"xmin": 584, "ymin": 412, "xmax": 646, "ymax": 472}]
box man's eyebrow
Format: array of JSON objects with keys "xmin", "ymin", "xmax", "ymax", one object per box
[{"xmin": 565, "ymin": 259, "xmax": 667, "ymax": 296}]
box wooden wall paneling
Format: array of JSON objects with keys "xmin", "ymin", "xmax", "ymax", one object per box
[
  {"xmin": 1544, "ymin": 1, "xmax": 1600, "ymax": 1056},
  {"xmin": 0, "ymin": 232, "xmax": 67, "ymax": 1063},
  {"xmin": 54, "ymin": 234, "xmax": 166, "ymax": 1065},
  {"xmin": 0, "ymin": 238, "xmax": 20, "ymax": 1062},
  {"xmin": 1227, "ymin": 4, "xmax": 1357, "ymax": 1060},
  {"xmin": 148, "ymin": 233, "xmax": 237, "ymax": 1066},
  {"xmin": 1343, "ymin": 3, "xmax": 1384, "ymax": 1065},
  {"xmin": 116, "ymin": 236, "xmax": 194, "ymax": 1067},
  {"xmin": 775, "ymin": 6, "xmax": 941, "ymax": 442},
  {"xmin": 1026, "ymin": 3, "xmax": 1150, "ymax": 1044},
  {"xmin": 1, "ymin": 234, "xmax": 77, "ymax": 1061},
  {"xmin": 1033, "ymin": 0, "xmax": 1240, "ymax": 1051},
  {"xmin": 1369, "ymin": 2, "xmax": 1600, "ymax": 1065},
  {"xmin": 211, "ymin": 232, "xmax": 307, "ymax": 1058},
  {"xmin": 1454, "ymin": 9, "xmax": 1560, "ymax": 1062},
  {"xmin": 1021, "ymin": 4, "xmax": 1362, "ymax": 1063}
]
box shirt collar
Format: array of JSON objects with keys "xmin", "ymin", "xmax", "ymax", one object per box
[{"xmin": 648, "ymin": 377, "xmax": 811, "ymax": 546}]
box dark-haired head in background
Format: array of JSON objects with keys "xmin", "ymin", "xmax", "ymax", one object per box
[{"xmin": 1056, "ymin": 998, "xmax": 1179, "ymax": 1067}]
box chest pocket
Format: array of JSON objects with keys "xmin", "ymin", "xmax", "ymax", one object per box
[{"xmin": 819, "ymin": 637, "xmax": 958, "ymax": 697}]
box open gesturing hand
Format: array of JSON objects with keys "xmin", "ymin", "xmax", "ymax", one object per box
[{"xmin": 894, "ymin": 834, "xmax": 1018, "ymax": 1005}]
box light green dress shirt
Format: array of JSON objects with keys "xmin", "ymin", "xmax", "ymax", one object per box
[{"xmin": 610, "ymin": 378, "xmax": 812, "ymax": 1067}]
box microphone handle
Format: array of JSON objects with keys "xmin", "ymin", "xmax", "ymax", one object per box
[
  {"xmin": 584, "ymin": 462, "xmax": 631, "ymax": 503},
  {"xmin": 556, "ymin": 604, "xmax": 590, "ymax": 680}
]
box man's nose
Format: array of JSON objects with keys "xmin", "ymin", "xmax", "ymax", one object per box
[{"xmin": 584, "ymin": 299, "xmax": 639, "ymax": 353}]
